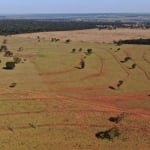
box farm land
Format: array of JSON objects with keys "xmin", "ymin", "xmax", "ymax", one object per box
[{"xmin": 0, "ymin": 28, "xmax": 150, "ymax": 150}]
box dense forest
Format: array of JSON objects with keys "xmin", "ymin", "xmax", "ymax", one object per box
[
  {"xmin": 0, "ymin": 20, "xmax": 150, "ymax": 35},
  {"xmin": 0, "ymin": 20, "xmax": 97, "ymax": 35}
]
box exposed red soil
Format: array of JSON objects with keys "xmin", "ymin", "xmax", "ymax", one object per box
[
  {"xmin": 0, "ymin": 110, "xmax": 45, "ymax": 117},
  {"xmin": 56, "ymin": 94, "xmax": 150, "ymax": 119},
  {"xmin": 39, "ymin": 68, "xmax": 75, "ymax": 76},
  {"xmin": 0, "ymin": 121, "xmax": 150, "ymax": 133},
  {"xmin": 80, "ymin": 93, "xmax": 150, "ymax": 101}
]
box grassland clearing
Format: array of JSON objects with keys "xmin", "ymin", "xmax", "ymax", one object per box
[
  {"xmin": 13, "ymin": 28, "xmax": 150, "ymax": 43},
  {"xmin": 0, "ymin": 30, "xmax": 150, "ymax": 149}
]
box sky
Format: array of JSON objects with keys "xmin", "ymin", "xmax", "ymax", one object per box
[{"xmin": 0, "ymin": 0, "xmax": 150, "ymax": 14}]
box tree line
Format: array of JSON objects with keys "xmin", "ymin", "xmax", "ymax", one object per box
[
  {"xmin": 0, "ymin": 20, "xmax": 97, "ymax": 35},
  {"xmin": 114, "ymin": 38, "xmax": 150, "ymax": 45},
  {"xmin": 0, "ymin": 20, "xmax": 150, "ymax": 35}
]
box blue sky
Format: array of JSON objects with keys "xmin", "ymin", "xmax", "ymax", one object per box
[{"xmin": 0, "ymin": 0, "xmax": 150, "ymax": 14}]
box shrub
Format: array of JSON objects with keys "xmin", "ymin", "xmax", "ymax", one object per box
[
  {"xmin": 4, "ymin": 51, "xmax": 13, "ymax": 57},
  {"xmin": 80, "ymin": 59, "xmax": 85, "ymax": 69},
  {"xmin": 0, "ymin": 45, "xmax": 7, "ymax": 51},
  {"xmin": 65, "ymin": 39, "xmax": 71, "ymax": 43},
  {"xmin": 124, "ymin": 57, "xmax": 131, "ymax": 62},
  {"xmin": 96, "ymin": 127, "xmax": 121, "ymax": 141},
  {"xmin": 117, "ymin": 80, "xmax": 124, "ymax": 88},
  {"xmin": 72, "ymin": 48, "xmax": 76, "ymax": 53},
  {"xmin": 3, "ymin": 39, "xmax": 7, "ymax": 44},
  {"xmin": 132, "ymin": 63, "xmax": 136, "ymax": 69},
  {"xmin": 5, "ymin": 61, "xmax": 15, "ymax": 70},
  {"xmin": 78, "ymin": 48, "xmax": 82, "ymax": 52},
  {"xmin": 87, "ymin": 49, "xmax": 93, "ymax": 55},
  {"xmin": 9, "ymin": 82, "xmax": 17, "ymax": 88},
  {"xmin": 109, "ymin": 113, "xmax": 125, "ymax": 123},
  {"xmin": 108, "ymin": 86, "xmax": 116, "ymax": 90}
]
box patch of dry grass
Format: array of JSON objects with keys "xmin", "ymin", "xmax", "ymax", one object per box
[{"xmin": 13, "ymin": 28, "xmax": 150, "ymax": 43}]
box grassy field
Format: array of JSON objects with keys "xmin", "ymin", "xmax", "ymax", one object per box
[{"xmin": 0, "ymin": 30, "xmax": 150, "ymax": 150}]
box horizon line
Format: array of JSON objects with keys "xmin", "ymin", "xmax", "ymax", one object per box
[{"xmin": 0, "ymin": 12, "xmax": 150, "ymax": 15}]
